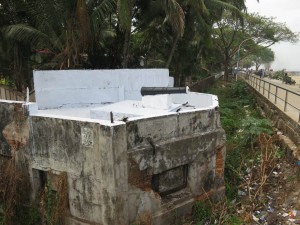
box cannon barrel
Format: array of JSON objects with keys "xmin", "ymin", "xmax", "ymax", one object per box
[{"xmin": 141, "ymin": 87, "xmax": 187, "ymax": 96}]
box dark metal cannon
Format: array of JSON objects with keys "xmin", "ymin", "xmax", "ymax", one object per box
[{"xmin": 141, "ymin": 87, "xmax": 187, "ymax": 96}]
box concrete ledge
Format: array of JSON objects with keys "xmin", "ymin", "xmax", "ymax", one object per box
[{"xmin": 152, "ymin": 198, "xmax": 194, "ymax": 225}]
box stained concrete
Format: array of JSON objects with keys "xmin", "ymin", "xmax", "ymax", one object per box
[{"xmin": 0, "ymin": 69, "xmax": 226, "ymax": 225}]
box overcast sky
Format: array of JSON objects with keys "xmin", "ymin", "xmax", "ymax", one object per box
[{"xmin": 246, "ymin": 0, "xmax": 300, "ymax": 71}]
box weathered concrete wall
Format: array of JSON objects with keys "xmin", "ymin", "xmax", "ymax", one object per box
[
  {"xmin": 126, "ymin": 109, "xmax": 226, "ymax": 224},
  {"xmin": 249, "ymin": 85, "xmax": 300, "ymax": 146},
  {"xmin": 0, "ymin": 100, "xmax": 29, "ymax": 156},
  {"xmin": 26, "ymin": 116, "xmax": 128, "ymax": 224},
  {"xmin": 0, "ymin": 101, "xmax": 14, "ymax": 156},
  {"xmin": 248, "ymin": 85, "xmax": 300, "ymax": 162},
  {"xmin": 0, "ymin": 100, "xmax": 226, "ymax": 225},
  {"xmin": 0, "ymin": 99, "xmax": 129, "ymax": 224}
]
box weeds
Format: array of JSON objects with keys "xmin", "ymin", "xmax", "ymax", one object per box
[
  {"xmin": 191, "ymin": 80, "xmax": 281, "ymax": 224},
  {"xmin": 40, "ymin": 172, "xmax": 68, "ymax": 225},
  {"xmin": 242, "ymin": 133, "xmax": 280, "ymax": 203},
  {"xmin": 0, "ymin": 151, "xmax": 29, "ymax": 225},
  {"xmin": 193, "ymin": 201, "xmax": 211, "ymax": 225},
  {"xmin": 0, "ymin": 155, "xmax": 68, "ymax": 225}
]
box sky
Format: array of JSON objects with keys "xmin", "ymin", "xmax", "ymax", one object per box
[{"xmin": 246, "ymin": 0, "xmax": 300, "ymax": 71}]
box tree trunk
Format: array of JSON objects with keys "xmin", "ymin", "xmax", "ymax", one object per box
[
  {"xmin": 165, "ymin": 35, "xmax": 180, "ymax": 68},
  {"xmin": 224, "ymin": 55, "xmax": 230, "ymax": 82},
  {"xmin": 122, "ymin": 29, "xmax": 131, "ymax": 68},
  {"xmin": 255, "ymin": 63, "xmax": 259, "ymax": 71}
]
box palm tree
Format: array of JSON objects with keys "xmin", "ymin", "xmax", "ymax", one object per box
[
  {"xmin": 167, "ymin": 0, "xmax": 247, "ymax": 84},
  {"xmin": 0, "ymin": 0, "xmax": 118, "ymax": 89}
]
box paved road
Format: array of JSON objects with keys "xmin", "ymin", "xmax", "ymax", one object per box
[{"xmin": 246, "ymin": 75, "xmax": 300, "ymax": 123}]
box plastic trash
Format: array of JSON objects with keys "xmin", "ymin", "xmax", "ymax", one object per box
[
  {"xmin": 259, "ymin": 215, "xmax": 266, "ymax": 223},
  {"xmin": 289, "ymin": 210, "xmax": 300, "ymax": 219},
  {"xmin": 238, "ymin": 190, "xmax": 246, "ymax": 196},
  {"xmin": 282, "ymin": 213, "xmax": 289, "ymax": 217},
  {"xmin": 252, "ymin": 215, "xmax": 259, "ymax": 222},
  {"xmin": 267, "ymin": 206, "xmax": 274, "ymax": 213}
]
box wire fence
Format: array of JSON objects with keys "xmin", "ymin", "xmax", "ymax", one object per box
[{"xmin": 247, "ymin": 74, "xmax": 300, "ymax": 122}]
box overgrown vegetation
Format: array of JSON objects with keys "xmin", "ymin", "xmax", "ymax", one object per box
[
  {"xmin": 0, "ymin": 156, "xmax": 68, "ymax": 225},
  {"xmin": 0, "ymin": 152, "xmax": 30, "ymax": 225},
  {"xmin": 190, "ymin": 79, "xmax": 287, "ymax": 224},
  {"xmin": 210, "ymin": 80, "xmax": 273, "ymax": 199}
]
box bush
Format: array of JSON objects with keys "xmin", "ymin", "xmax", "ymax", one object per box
[{"xmin": 269, "ymin": 70, "xmax": 285, "ymax": 81}]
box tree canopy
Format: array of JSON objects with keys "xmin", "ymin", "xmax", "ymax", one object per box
[
  {"xmin": 212, "ymin": 11, "xmax": 298, "ymax": 81},
  {"xmin": 0, "ymin": 0, "xmax": 298, "ymax": 90}
]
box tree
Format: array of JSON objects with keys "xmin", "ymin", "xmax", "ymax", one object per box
[
  {"xmin": 0, "ymin": 0, "xmax": 118, "ymax": 90},
  {"xmin": 0, "ymin": 0, "xmax": 264, "ymax": 89},
  {"xmin": 212, "ymin": 11, "xmax": 298, "ymax": 81},
  {"xmin": 129, "ymin": 0, "xmax": 248, "ymax": 85},
  {"xmin": 251, "ymin": 47, "xmax": 274, "ymax": 71},
  {"xmin": 244, "ymin": 13, "xmax": 298, "ymax": 47},
  {"xmin": 240, "ymin": 47, "xmax": 274, "ymax": 70}
]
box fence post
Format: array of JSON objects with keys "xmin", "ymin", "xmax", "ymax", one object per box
[
  {"xmin": 275, "ymin": 87, "xmax": 278, "ymax": 104},
  {"xmin": 268, "ymin": 83, "xmax": 270, "ymax": 99},
  {"xmin": 263, "ymin": 81, "xmax": 265, "ymax": 95},
  {"xmin": 284, "ymin": 90, "xmax": 288, "ymax": 112}
]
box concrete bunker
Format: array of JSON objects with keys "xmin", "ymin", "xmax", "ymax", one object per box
[{"xmin": 0, "ymin": 69, "xmax": 226, "ymax": 225}]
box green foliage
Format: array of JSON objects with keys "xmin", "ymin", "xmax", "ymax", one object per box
[
  {"xmin": 0, "ymin": 79, "xmax": 8, "ymax": 86},
  {"xmin": 250, "ymin": 46, "xmax": 275, "ymax": 70},
  {"xmin": 241, "ymin": 116, "xmax": 273, "ymax": 136},
  {"xmin": 214, "ymin": 81, "xmax": 254, "ymax": 139},
  {"xmin": 0, "ymin": 0, "xmax": 298, "ymax": 89},
  {"xmin": 275, "ymin": 148, "xmax": 285, "ymax": 159},
  {"xmin": 213, "ymin": 10, "xmax": 297, "ymax": 81},
  {"xmin": 0, "ymin": 78, "xmax": 14, "ymax": 88},
  {"xmin": 269, "ymin": 70, "xmax": 285, "ymax": 80},
  {"xmin": 231, "ymin": 80, "xmax": 250, "ymax": 98},
  {"xmin": 209, "ymin": 80, "xmax": 273, "ymax": 201},
  {"xmin": 15, "ymin": 203, "xmax": 40, "ymax": 225},
  {"xmin": 226, "ymin": 215, "xmax": 243, "ymax": 225},
  {"xmin": 193, "ymin": 200, "xmax": 244, "ymax": 225},
  {"xmin": 269, "ymin": 70, "xmax": 296, "ymax": 84},
  {"xmin": 193, "ymin": 201, "xmax": 212, "ymax": 225}
]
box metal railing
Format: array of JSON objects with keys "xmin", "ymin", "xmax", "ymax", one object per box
[{"xmin": 247, "ymin": 75, "xmax": 300, "ymax": 122}]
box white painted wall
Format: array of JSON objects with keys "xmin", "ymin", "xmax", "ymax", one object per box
[{"xmin": 34, "ymin": 69, "xmax": 170, "ymax": 109}]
